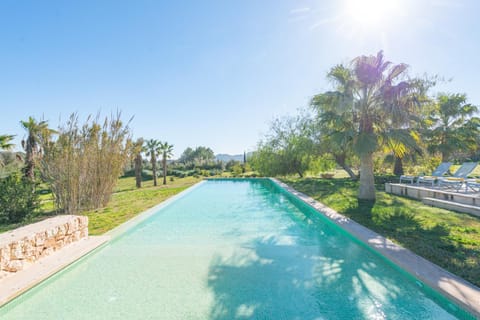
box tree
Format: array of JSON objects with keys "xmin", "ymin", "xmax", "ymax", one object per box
[
  {"xmin": 252, "ymin": 113, "xmax": 316, "ymax": 178},
  {"xmin": 0, "ymin": 171, "xmax": 39, "ymax": 223},
  {"xmin": 319, "ymin": 51, "xmax": 417, "ymax": 201},
  {"xmin": 425, "ymin": 93, "xmax": 480, "ymax": 161},
  {"xmin": 20, "ymin": 117, "xmax": 55, "ymax": 180},
  {"xmin": 0, "ymin": 134, "xmax": 15, "ymax": 150},
  {"xmin": 159, "ymin": 142, "xmax": 174, "ymax": 185},
  {"xmin": 311, "ymin": 91, "xmax": 358, "ymax": 179},
  {"xmin": 179, "ymin": 147, "xmax": 195, "ymax": 165},
  {"xmin": 0, "ymin": 134, "xmax": 16, "ymax": 169},
  {"xmin": 145, "ymin": 139, "xmax": 161, "ymax": 186},
  {"xmin": 132, "ymin": 138, "xmax": 144, "ymax": 188},
  {"xmin": 179, "ymin": 146, "xmax": 215, "ymax": 168}
]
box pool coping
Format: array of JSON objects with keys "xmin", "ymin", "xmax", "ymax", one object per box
[
  {"xmin": 0, "ymin": 180, "xmax": 206, "ymax": 308},
  {"xmin": 271, "ymin": 178, "xmax": 480, "ymax": 318}
]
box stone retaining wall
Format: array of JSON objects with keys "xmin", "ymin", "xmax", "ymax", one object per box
[{"xmin": 0, "ymin": 215, "xmax": 88, "ymax": 273}]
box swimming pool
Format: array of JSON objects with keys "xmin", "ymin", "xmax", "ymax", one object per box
[{"xmin": 0, "ymin": 179, "xmax": 474, "ymax": 319}]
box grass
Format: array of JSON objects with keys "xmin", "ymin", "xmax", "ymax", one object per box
[
  {"xmin": 85, "ymin": 176, "xmax": 201, "ymax": 235},
  {"xmin": 0, "ymin": 176, "xmax": 201, "ymax": 235},
  {"xmin": 281, "ymin": 177, "xmax": 480, "ymax": 288}
]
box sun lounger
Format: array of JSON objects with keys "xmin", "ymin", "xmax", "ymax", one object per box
[
  {"xmin": 437, "ymin": 162, "xmax": 478, "ymax": 191},
  {"xmin": 411, "ymin": 162, "xmax": 452, "ymax": 186},
  {"xmin": 466, "ymin": 179, "xmax": 480, "ymax": 192}
]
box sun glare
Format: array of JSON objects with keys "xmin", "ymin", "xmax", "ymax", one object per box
[{"xmin": 344, "ymin": 0, "xmax": 401, "ymax": 26}]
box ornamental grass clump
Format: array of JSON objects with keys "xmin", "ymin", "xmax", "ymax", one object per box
[{"xmin": 42, "ymin": 112, "xmax": 131, "ymax": 214}]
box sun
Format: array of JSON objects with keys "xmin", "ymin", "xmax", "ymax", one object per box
[{"xmin": 344, "ymin": 0, "xmax": 401, "ymax": 26}]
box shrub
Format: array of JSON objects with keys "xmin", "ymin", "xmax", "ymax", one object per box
[
  {"xmin": 0, "ymin": 172, "xmax": 39, "ymax": 223},
  {"xmin": 41, "ymin": 113, "xmax": 131, "ymax": 214}
]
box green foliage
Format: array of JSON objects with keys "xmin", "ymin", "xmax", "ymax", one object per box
[
  {"xmin": 231, "ymin": 164, "xmax": 243, "ymax": 177},
  {"xmin": 308, "ymin": 155, "xmax": 336, "ymax": 174},
  {"xmin": 179, "ymin": 146, "xmax": 216, "ymax": 168},
  {"xmin": 251, "ymin": 113, "xmax": 316, "ymax": 178},
  {"xmin": 0, "ymin": 134, "xmax": 15, "ymax": 150},
  {"xmin": 425, "ymin": 93, "xmax": 480, "ymax": 161},
  {"xmin": 0, "ymin": 171, "xmax": 39, "ymax": 223}
]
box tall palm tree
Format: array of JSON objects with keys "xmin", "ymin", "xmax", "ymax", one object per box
[
  {"xmin": 159, "ymin": 142, "xmax": 174, "ymax": 185},
  {"xmin": 20, "ymin": 117, "xmax": 55, "ymax": 180},
  {"xmin": 145, "ymin": 139, "xmax": 161, "ymax": 186},
  {"xmin": 323, "ymin": 51, "xmax": 416, "ymax": 201},
  {"xmin": 132, "ymin": 138, "xmax": 144, "ymax": 188},
  {"xmin": 425, "ymin": 93, "xmax": 480, "ymax": 161},
  {"xmin": 0, "ymin": 134, "xmax": 15, "ymax": 150}
]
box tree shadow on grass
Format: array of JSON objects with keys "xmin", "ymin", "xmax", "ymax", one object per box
[
  {"xmin": 282, "ymin": 177, "xmax": 357, "ymax": 200},
  {"xmin": 343, "ymin": 201, "xmax": 480, "ymax": 288}
]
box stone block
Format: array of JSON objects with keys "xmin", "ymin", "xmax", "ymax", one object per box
[
  {"xmin": 10, "ymin": 241, "xmax": 25, "ymax": 260},
  {"xmin": 35, "ymin": 232, "xmax": 47, "ymax": 247},
  {"xmin": 0, "ymin": 246, "xmax": 9, "ymax": 270},
  {"xmin": 22, "ymin": 241, "xmax": 35, "ymax": 260},
  {"xmin": 4, "ymin": 260, "xmax": 25, "ymax": 272},
  {"xmin": 55, "ymin": 239, "xmax": 65, "ymax": 250}
]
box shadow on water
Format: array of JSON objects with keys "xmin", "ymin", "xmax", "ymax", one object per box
[{"xmin": 206, "ymin": 232, "xmax": 456, "ymax": 319}]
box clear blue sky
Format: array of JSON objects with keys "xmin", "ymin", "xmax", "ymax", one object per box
[{"xmin": 1, "ymin": 0, "xmax": 479, "ymax": 158}]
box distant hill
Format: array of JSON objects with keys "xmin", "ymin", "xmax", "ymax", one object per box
[{"xmin": 215, "ymin": 154, "xmax": 244, "ymax": 163}]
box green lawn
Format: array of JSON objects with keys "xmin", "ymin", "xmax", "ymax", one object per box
[
  {"xmin": 281, "ymin": 177, "xmax": 480, "ymax": 288},
  {"xmin": 85, "ymin": 176, "xmax": 201, "ymax": 235},
  {"xmin": 0, "ymin": 176, "xmax": 201, "ymax": 235}
]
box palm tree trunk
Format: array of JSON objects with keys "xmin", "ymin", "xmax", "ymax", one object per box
[
  {"xmin": 152, "ymin": 156, "xmax": 157, "ymax": 186},
  {"xmin": 334, "ymin": 153, "xmax": 357, "ymax": 180},
  {"xmin": 393, "ymin": 156, "xmax": 404, "ymax": 176},
  {"xmin": 162, "ymin": 155, "xmax": 167, "ymax": 185},
  {"xmin": 135, "ymin": 154, "xmax": 142, "ymax": 188},
  {"xmin": 358, "ymin": 152, "xmax": 376, "ymax": 201},
  {"xmin": 25, "ymin": 138, "xmax": 35, "ymax": 180}
]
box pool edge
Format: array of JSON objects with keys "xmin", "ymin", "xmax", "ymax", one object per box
[{"xmin": 270, "ymin": 178, "xmax": 480, "ymax": 318}]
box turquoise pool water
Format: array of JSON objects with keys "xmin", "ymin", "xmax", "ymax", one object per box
[{"xmin": 0, "ymin": 179, "xmax": 473, "ymax": 319}]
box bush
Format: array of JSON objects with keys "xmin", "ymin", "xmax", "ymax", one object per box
[{"xmin": 0, "ymin": 172, "xmax": 39, "ymax": 223}]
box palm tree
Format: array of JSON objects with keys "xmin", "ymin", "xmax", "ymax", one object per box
[
  {"xmin": 311, "ymin": 90, "xmax": 357, "ymax": 180},
  {"xmin": 145, "ymin": 139, "xmax": 161, "ymax": 186},
  {"xmin": 425, "ymin": 93, "xmax": 480, "ymax": 161},
  {"xmin": 20, "ymin": 117, "xmax": 55, "ymax": 180},
  {"xmin": 0, "ymin": 134, "xmax": 15, "ymax": 150},
  {"xmin": 159, "ymin": 142, "xmax": 174, "ymax": 185},
  {"xmin": 0, "ymin": 134, "xmax": 15, "ymax": 168},
  {"xmin": 323, "ymin": 51, "xmax": 416, "ymax": 201},
  {"xmin": 132, "ymin": 138, "xmax": 144, "ymax": 188}
]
